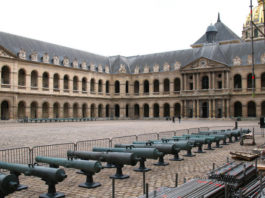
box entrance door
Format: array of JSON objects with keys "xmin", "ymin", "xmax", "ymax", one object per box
[
  {"xmin": 202, "ymin": 102, "xmax": 208, "ymax": 118},
  {"xmin": 1, "ymin": 101, "xmax": 9, "ymax": 120}
]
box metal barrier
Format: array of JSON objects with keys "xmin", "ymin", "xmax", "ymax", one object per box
[
  {"xmin": 76, "ymin": 138, "xmax": 110, "ymax": 151},
  {"xmin": 208, "ymin": 126, "xmax": 234, "ymax": 130},
  {"xmin": 158, "ymin": 131, "xmax": 176, "ymax": 139},
  {"xmin": 111, "ymin": 135, "xmax": 137, "ymax": 147},
  {"xmin": 0, "ymin": 147, "xmax": 31, "ymax": 171},
  {"xmin": 175, "ymin": 129, "xmax": 189, "ymax": 135},
  {"xmin": 199, "ymin": 127, "xmax": 209, "ymax": 132},
  {"xmin": 137, "ymin": 133, "xmax": 159, "ymax": 141},
  {"xmin": 188, "ymin": 128, "xmax": 199, "ymax": 134}
]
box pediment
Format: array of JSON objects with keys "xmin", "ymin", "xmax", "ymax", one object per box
[
  {"xmin": 181, "ymin": 58, "xmax": 227, "ymax": 71},
  {"xmin": 0, "ymin": 47, "xmax": 15, "ymax": 59}
]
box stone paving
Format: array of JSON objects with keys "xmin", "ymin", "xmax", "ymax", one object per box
[{"xmin": 0, "ymin": 120, "xmax": 264, "ymax": 198}]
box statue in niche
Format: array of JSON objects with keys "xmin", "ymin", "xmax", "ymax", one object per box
[
  {"xmin": 43, "ymin": 53, "xmax": 49, "ymax": 63},
  {"xmin": 153, "ymin": 64, "xmax": 159, "ymax": 72},
  {"xmin": 18, "ymin": 49, "xmax": 26, "ymax": 59},
  {"xmin": 134, "ymin": 66, "xmax": 139, "ymax": 74},
  {"xmin": 63, "ymin": 57, "xmax": 69, "ymax": 67},
  {"xmin": 233, "ymin": 56, "xmax": 241, "ymax": 66},
  {"xmin": 163, "ymin": 62, "xmax": 170, "ymax": 71},
  {"xmin": 53, "ymin": 56, "xmax": 59, "ymax": 65},
  {"xmin": 119, "ymin": 64, "xmax": 126, "ymax": 73},
  {"xmin": 174, "ymin": 61, "xmax": 181, "ymax": 70},
  {"xmin": 143, "ymin": 65, "xmax": 149, "ymax": 73},
  {"xmin": 31, "ymin": 51, "xmax": 38, "ymax": 61}
]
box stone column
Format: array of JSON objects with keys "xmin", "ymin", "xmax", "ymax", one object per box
[
  {"xmin": 149, "ymin": 106, "xmax": 153, "ymax": 118},
  {"xmin": 183, "ymin": 74, "xmax": 187, "ymax": 91},
  {"xmin": 213, "ymin": 99, "xmax": 216, "ymax": 118},
  {"xmin": 212, "ymin": 73, "xmax": 215, "ymax": 89},
  {"xmin": 256, "ymin": 76, "xmax": 261, "ymax": 92},
  {"xmin": 26, "ymin": 73, "xmax": 30, "ymax": 91},
  {"xmin": 209, "ymin": 99, "xmax": 212, "ymax": 118},
  {"xmin": 198, "ymin": 73, "xmax": 201, "ymax": 90},
  {"xmin": 242, "ymin": 104, "xmax": 247, "ymax": 118},
  {"xmin": 38, "ymin": 75, "xmax": 42, "ymax": 90},
  {"xmin": 49, "ymin": 76, "xmax": 53, "ymax": 94},
  {"xmin": 182, "ymin": 100, "xmax": 185, "ymax": 117},
  {"xmin": 222, "ymin": 99, "xmax": 226, "ymax": 118},
  {"xmin": 196, "ymin": 100, "xmax": 200, "ymax": 118},
  {"xmin": 222, "ymin": 71, "xmax": 226, "ymax": 89},
  {"xmin": 227, "ymin": 99, "xmax": 230, "ymax": 118},
  {"xmin": 226, "ymin": 72, "xmax": 230, "ymax": 89},
  {"xmin": 242, "ymin": 77, "xmax": 247, "ymax": 92},
  {"xmin": 193, "ymin": 74, "xmax": 196, "ymax": 90},
  {"xmin": 193, "ymin": 100, "xmax": 196, "ymax": 118}
]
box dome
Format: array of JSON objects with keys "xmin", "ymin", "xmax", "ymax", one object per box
[
  {"xmin": 206, "ymin": 24, "xmax": 218, "ymax": 33},
  {"xmin": 245, "ymin": 0, "xmax": 264, "ymax": 27}
]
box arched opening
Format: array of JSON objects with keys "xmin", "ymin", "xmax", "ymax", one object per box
[
  {"xmin": 53, "ymin": 73, "xmax": 59, "ymax": 89},
  {"xmin": 115, "ymin": 104, "xmax": 120, "ymax": 118},
  {"xmin": 1, "ymin": 66, "xmax": 10, "ymax": 84},
  {"xmin": 17, "ymin": 101, "xmax": 26, "ymax": 119},
  {"xmin": 153, "ymin": 103, "xmax": 159, "ymax": 118},
  {"xmin": 73, "ymin": 76, "xmax": 78, "ymax": 91},
  {"xmin": 174, "ymin": 78, "xmax": 181, "ymax": 92},
  {"xmin": 90, "ymin": 79, "xmax": 95, "ymax": 92},
  {"xmin": 164, "ymin": 103, "xmax": 170, "ymax": 117},
  {"xmin": 42, "ymin": 72, "xmax": 49, "ymax": 88},
  {"xmin": 82, "ymin": 104, "xmax": 87, "ymax": 118},
  {"xmin": 98, "ymin": 80, "xmax": 103, "ymax": 93},
  {"xmin": 125, "ymin": 81, "xmax": 129, "ymax": 94},
  {"xmin": 105, "ymin": 104, "xmax": 110, "ymax": 117},
  {"xmin": 201, "ymin": 102, "xmax": 209, "ymax": 118},
  {"xmin": 202, "ymin": 76, "xmax": 209, "ymax": 89},
  {"xmin": 254, "ymin": 28, "xmax": 259, "ymax": 38},
  {"xmin": 262, "ymin": 101, "xmax": 265, "ymax": 117},
  {"xmin": 42, "ymin": 102, "xmax": 49, "ymax": 118},
  {"xmin": 90, "ymin": 104, "xmax": 95, "ymax": 118},
  {"xmin": 134, "ymin": 104, "xmax": 140, "ymax": 118},
  {"xmin": 115, "ymin": 81, "xmax": 120, "ymax": 94},
  {"xmin": 63, "ymin": 75, "xmax": 69, "ymax": 90},
  {"xmin": 247, "ymin": 73, "xmax": 255, "ymax": 89},
  {"xmin": 105, "ymin": 81, "xmax": 109, "ymax": 94},
  {"xmin": 73, "ymin": 103, "xmax": 79, "ymax": 117},
  {"xmin": 144, "ymin": 104, "xmax": 149, "ymax": 118},
  {"xmin": 98, "ymin": 104, "xmax": 103, "ymax": 117},
  {"xmin": 18, "ymin": 69, "xmax": 26, "ymax": 86},
  {"xmin": 261, "ymin": 73, "xmax": 265, "ymax": 88},
  {"xmin": 82, "ymin": 78, "xmax": 87, "ymax": 92},
  {"xmin": 144, "ymin": 80, "xmax": 149, "ymax": 94},
  {"xmin": 31, "ymin": 70, "xmax": 38, "ymax": 87},
  {"xmin": 53, "ymin": 103, "xmax": 60, "ymax": 118},
  {"xmin": 164, "ymin": 79, "xmax": 170, "ymax": 92},
  {"xmin": 234, "ymin": 74, "xmax": 242, "ymax": 89},
  {"xmin": 63, "ymin": 103, "xmax": 69, "ymax": 118},
  {"xmin": 153, "ymin": 79, "xmax": 159, "ymax": 93},
  {"xmin": 248, "ymin": 101, "xmax": 256, "ymax": 117},
  {"xmin": 234, "ymin": 101, "xmax": 242, "ymax": 117},
  {"xmin": 174, "ymin": 103, "xmax": 181, "ymax": 117},
  {"xmin": 30, "ymin": 102, "xmax": 38, "ymax": 118},
  {"xmin": 126, "ymin": 104, "xmax": 129, "ymax": 117},
  {"xmin": 1, "ymin": 101, "xmax": 9, "ymax": 120},
  {"xmin": 134, "ymin": 81, "xmax": 139, "ymax": 94}
]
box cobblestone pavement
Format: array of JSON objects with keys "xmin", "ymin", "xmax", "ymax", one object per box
[{"xmin": 0, "ymin": 120, "xmax": 264, "ymax": 198}]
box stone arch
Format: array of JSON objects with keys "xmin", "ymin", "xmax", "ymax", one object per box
[
  {"xmin": 42, "ymin": 72, "xmax": 49, "ymax": 88},
  {"xmin": 261, "ymin": 101, "xmax": 265, "ymax": 117},
  {"xmin": 164, "ymin": 103, "xmax": 170, "ymax": 117},
  {"xmin": 53, "ymin": 102, "xmax": 60, "ymax": 118},
  {"xmin": 82, "ymin": 103, "xmax": 87, "ymax": 118},
  {"xmin": 247, "ymin": 73, "xmax": 255, "ymax": 89},
  {"xmin": 1, "ymin": 66, "xmax": 10, "ymax": 84},
  {"xmin": 63, "ymin": 103, "xmax": 70, "ymax": 118},
  {"xmin": 143, "ymin": 80, "xmax": 149, "ymax": 94},
  {"xmin": 17, "ymin": 101, "xmax": 26, "ymax": 119},
  {"xmin": 90, "ymin": 79, "xmax": 95, "ymax": 92},
  {"xmin": 261, "ymin": 73, "xmax": 265, "ymax": 88},
  {"xmin": 1, "ymin": 100, "xmax": 9, "ymax": 120},
  {"xmin": 73, "ymin": 76, "xmax": 79, "ymax": 91},
  {"xmin": 82, "ymin": 77, "xmax": 87, "ymax": 92},
  {"xmin": 31, "ymin": 70, "xmax": 38, "ymax": 87},
  {"xmin": 174, "ymin": 103, "xmax": 181, "ymax": 117},
  {"xmin": 153, "ymin": 103, "xmax": 159, "ymax": 118},
  {"xmin": 134, "ymin": 81, "xmax": 139, "ymax": 94},
  {"xmin": 42, "ymin": 102, "xmax": 49, "ymax": 118},
  {"xmin": 234, "ymin": 74, "xmax": 242, "ymax": 89},
  {"xmin": 163, "ymin": 78, "xmax": 170, "ymax": 92},
  {"xmin": 153, "ymin": 79, "xmax": 159, "ymax": 93},
  {"xmin": 18, "ymin": 68, "xmax": 26, "ymax": 86},
  {"xmin": 90, "ymin": 104, "xmax": 95, "ymax": 117},
  {"xmin": 174, "ymin": 78, "xmax": 181, "ymax": 92},
  {"xmin": 98, "ymin": 80, "xmax": 103, "ymax": 93},
  {"xmin": 63, "ymin": 75, "xmax": 69, "ymax": 90},
  {"xmin": 73, "ymin": 103, "xmax": 79, "ymax": 117},
  {"xmin": 202, "ymin": 76, "xmax": 209, "ymax": 89},
  {"xmin": 98, "ymin": 104, "xmax": 103, "ymax": 117},
  {"xmin": 115, "ymin": 80, "xmax": 120, "ymax": 94},
  {"xmin": 53, "ymin": 73, "xmax": 59, "ymax": 89},
  {"xmin": 134, "ymin": 104, "xmax": 140, "ymax": 118},
  {"xmin": 234, "ymin": 101, "xmax": 242, "ymax": 117},
  {"xmin": 143, "ymin": 104, "xmax": 149, "ymax": 118},
  {"xmin": 115, "ymin": 104, "xmax": 120, "ymax": 117},
  {"xmin": 30, "ymin": 101, "xmax": 38, "ymax": 118},
  {"xmin": 247, "ymin": 101, "xmax": 256, "ymax": 117}
]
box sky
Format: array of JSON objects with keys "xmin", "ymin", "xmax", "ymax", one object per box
[{"xmin": 0, "ymin": 0, "xmax": 254, "ymax": 57}]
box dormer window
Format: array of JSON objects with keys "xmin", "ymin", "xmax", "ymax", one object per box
[
  {"xmin": 72, "ymin": 59, "xmax": 78, "ymax": 68},
  {"xmin": 53, "ymin": 56, "xmax": 59, "ymax": 65},
  {"xmin": 81, "ymin": 61, "xmax": 86, "ymax": 69},
  {"xmin": 98, "ymin": 65, "xmax": 103, "ymax": 72},
  {"xmin": 105, "ymin": 65, "xmax": 110, "ymax": 73},
  {"xmin": 31, "ymin": 52, "xmax": 38, "ymax": 61},
  {"xmin": 18, "ymin": 49, "xmax": 26, "ymax": 60},
  {"xmin": 43, "ymin": 53, "xmax": 49, "ymax": 63},
  {"xmin": 63, "ymin": 57, "xmax": 69, "ymax": 67}
]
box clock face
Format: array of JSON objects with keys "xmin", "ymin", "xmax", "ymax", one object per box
[{"xmin": 200, "ymin": 60, "xmax": 206, "ymax": 67}]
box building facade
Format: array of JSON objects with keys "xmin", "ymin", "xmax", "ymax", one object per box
[{"xmin": 0, "ymin": 2, "xmax": 265, "ymax": 120}]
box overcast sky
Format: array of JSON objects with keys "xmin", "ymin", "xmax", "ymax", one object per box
[{"xmin": 0, "ymin": 0, "xmax": 253, "ymax": 57}]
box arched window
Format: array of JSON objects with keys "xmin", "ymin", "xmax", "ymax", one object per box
[
  {"xmin": 174, "ymin": 78, "xmax": 181, "ymax": 92},
  {"xmin": 126, "ymin": 104, "xmax": 129, "ymax": 117},
  {"xmin": 90, "ymin": 104, "xmax": 95, "ymax": 117},
  {"xmin": 31, "ymin": 70, "xmax": 38, "ymax": 87},
  {"xmin": 90, "ymin": 79, "xmax": 95, "ymax": 93},
  {"xmin": 73, "ymin": 103, "xmax": 79, "ymax": 117},
  {"xmin": 82, "ymin": 104, "xmax": 87, "ymax": 118},
  {"xmin": 105, "ymin": 81, "xmax": 109, "ymax": 94},
  {"xmin": 115, "ymin": 81, "xmax": 120, "ymax": 94},
  {"xmin": 73, "ymin": 76, "xmax": 78, "ymax": 91},
  {"xmin": 17, "ymin": 101, "xmax": 26, "ymax": 119},
  {"xmin": 42, "ymin": 72, "xmax": 49, "ymax": 88},
  {"xmin": 261, "ymin": 73, "xmax": 265, "ymax": 88},
  {"xmin": 144, "ymin": 104, "xmax": 149, "ymax": 117},
  {"xmin": 153, "ymin": 103, "xmax": 159, "ymax": 118},
  {"xmin": 153, "ymin": 79, "xmax": 159, "ymax": 93},
  {"xmin": 126, "ymin": 81, "xmax": 129, "ymax": 94},
  {"xmin": 42, "ymin": 102, "xmax": 49, "ymax": 118},
  {"xmin": 18, "ymin": 69, "xmax": 26, "ymax": 86},
  {"xmin": 1, "ymin": 100, "xmax": 9, "ymax": 120},
  {"xmin": 234, "ymin": 74, "xmax": 242, "ymax": 89},
  {"xmin": 98, "ymin": 80, "xmax": 103, "ymax": 93},
  {"xmin": 164, "ymin": 103, "xmax": 170, "ymax": 117},
  {"xmin": 63, "ymin": 103, "xmax": 69, "ymax": 118},
  {"xmin": 174, "ymin": 103, "xmax": 181, "ymax": 117},
  {"xmin": 202, "ymin": 76, "xmax": 209, "ymax": 89},
  {"xmin": 234, "ymin": 102, "xmax": 242, "ymax": 117},
  {"xmin": 53, "ymin": 102, "xmax": 60, "ymax": 118},
  {"xmin": 63, "ymin": 75, "xmax": 69, "ymax": 90},
  {"xmin": 82, "ymin": 78, "xmax": 87, "ymax": 92},
  {"xmin": 164, "ymin": 79, "xmax": 170, "ymax": 92},
  {"xmin": 262, "ymin": 101, "xmax": 265, "ymax": 117},
  {"xmin": 134, "ymin": 104, "xmax": 140, "ymax": 118},
  {"xmin": 254, "ymin": 28, "xmax": 258, "ymax": 38},
  {"xmin": 134, "ymin": 81, "xmax": 139, "ymax": 94},
  {"xmin": 1, "ymin": 66, "xmax": 10, "ymax": 84},
  {"xmin": 53, "ymin": 73, "xmax": 59, "ymax": 90},
  {"xmin": 98, "ymin": 104, "xmax": 103, "ymax": 117},
  {"xmin": 144, "ymin": 80, "xmax": 149, "ymax": 94},
  {"xmin": 105, "ymin": 104, "xmax": 110, "ymax": 117},
  {"xmin": 247, "ymin": 101, "xmax": 256, "ymax": 117},
  {"xmin": 30, "ymin": 102, "xmax": 38, "ymax": 118},
  {"xmin": 115, "ymin": 104, "xmax": 120, "ymax": 117},
  {"xmin": 247, "ymin": 73, "xmax": 255, "ymax": 89}
]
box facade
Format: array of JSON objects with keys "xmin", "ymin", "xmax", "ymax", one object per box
[{"xmin": 0, "ymin": 2, "xmax": 265, "ymax": 120}]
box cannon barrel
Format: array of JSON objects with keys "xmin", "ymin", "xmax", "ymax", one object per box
[
  {"xmin": 92, "ymin": 147, "xmax": 162, "ymax": 160},
  {"xmin": 130, "ymin": 142, "xmax": 180, "ymax": 154},
  {"xmin": 0, "ymin": 173, "xmax": 18, "ymax": 196},
  {"xmin": 35, "ymin": 156, "xmax": 102, "ymax": 173},
  {"xmin": 0, "ymin": 161, "xmax": 66, "ymax": 183},
  {"xmin": 67, "ymin": 151, "xmax": 138, "ymax": 166}
]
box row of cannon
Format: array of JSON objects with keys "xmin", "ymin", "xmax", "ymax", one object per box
[{"xmin": 0, "ymin": 128, "xmax": 250, "ymax": 198}]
